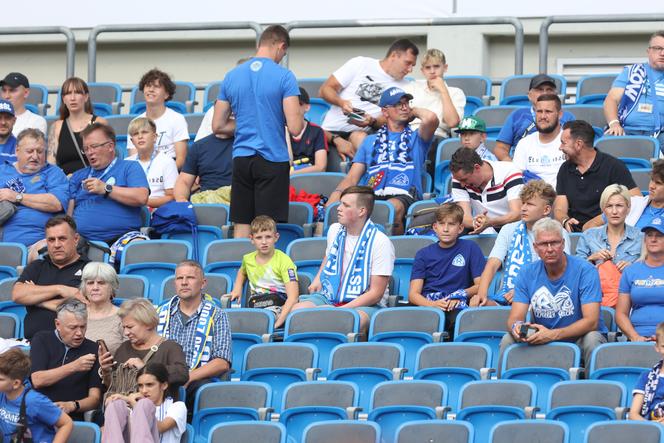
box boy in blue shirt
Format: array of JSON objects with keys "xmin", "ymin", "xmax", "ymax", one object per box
[
  {"xmin": 409, "ymin": 202, "xmax": 486, "ymax": 334},
  {"xmin": 631, "ymin": 322, "xmax": 664, "ymax": 422},
  {"xmin": 0, "ymin": 348, "xmax": 72, "ymax": 443}
]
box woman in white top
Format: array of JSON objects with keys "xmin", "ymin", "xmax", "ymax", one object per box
[
  {"xmin": 126, "ymin": 117, "xmax": 178, "ymax": 209},
  {"xmin": 126, "ymin": 69, "xmax": 189, "ymax": 169},
  {"xmin": 81, "ymin": 262, "xmax": 125, "ymax": 355},
  {"xmin": 102, "ymin": 362, "xmax": 187, "ymax": 443}
]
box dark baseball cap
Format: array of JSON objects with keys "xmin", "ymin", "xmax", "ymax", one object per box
[
  {"xmin": 529, "ymin": 74, "xmax": 557, "ymax": 90},
  {"xmin": 298, "ymin": 87, "xmax": 310, "ymax": 105},
  {"xmin": 0, "ymin": 72, "xmax": 29, "ymax": 89}
]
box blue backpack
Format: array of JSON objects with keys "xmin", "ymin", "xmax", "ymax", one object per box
[{"xmin": 151, "ymin": 201, "xmax": 200, "ymax": 261}]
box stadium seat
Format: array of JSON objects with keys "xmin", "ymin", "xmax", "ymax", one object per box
[
  {"xmin": 183, "ymin": 112, "xmax": 206, "ymax": 138},
  {"xmin": 288, "ymin": 202, "xmax": 314, "ymax": 236},
  {"xmin": 324, "ymin": 201, "xmax": 395, "ymax": 235},
  {"xmin": 568, "ymin": 232, "xmax": 583, "ymax": 255},
  {"xmin": 385, "ymin": 236, "xmax": 437, "ymax": 304},
  {"xmin": 631, "ymin": 167, "xmax": 652, "ymax": 194},
  {"xmin": 588, "ymin": 342, "xmax": 660, "ymax": 391},
  {"xmin": 240, "ymin": 342, "xmax": 318, "ymax": 412},
  {"xmin": 0, "ymin": 266, "xmax": 17, "ymax": 280},
  {"xmin": 306, "ymin": 98, "xmax": 331, "ymax": 126},
  {"xmin": 23, "ymin": 83, "xmax": 49, "ymax": 116},
  {"xmin": 286, "ymin": 238, "xmax": 326, "ymax": 277},
  {"xmin": 489, "ymin": 420, "xmax": 568, "ymax": 443},
  {"xmin": 69, "ymin": 422, "xmax": 101, "ymax": 443},
  {"xmin": 89, "ymin": 82, "xmax": 123, "ymax": 115},
  {"xmin": 191, "ymin": 381, "xmax": 271, "ymax": 443},
  {"xmin": 584, "ymin": 421, "xmax": 662, "ymax": 443},
  {"xmin": 456, "ymin": 380, "xmax": 536, "ymax": 443},
  {"xmin": 454, "ymin": 307, "xmax": 511, "ymax": 369},
  {"xmin": 117, "ymin": 274, "xmax": 149, "ymax": 300},
  {"xmin": 368, "ymin": 307, "xmax": 446, "ymax": 372},
  {"xmin": 390, "ymin": 235, "xmax": 437, "ymax": 259},
  {"xmin": 0, "ymin": 303, "xmax": 25, "ymax": 336},
  {"xmin": 163, "ymin": 225, "xmax": 224, "ymax": 261},
  {"xmin": 414, "ymin": 342, "xmax": 493, "ymax": 412},
  {"xmin": 275, "ymin": 223, "xmax": 305, "ymax": 251},
  {"xmin": 601, "ymin": 307, "xmax": 616, "ymax": 333},
  {"xmin": 499, "ymin": 74, "xmax": 567, "ymax": 106},
  {"xmin": 396, "ymin": 420, "xmax": 473, "ymax": 443},
  {"xmin": 192, "ymin": 203, "xmax": 230, "ymax": 229},
  {"xmin": 289, "ymin": 172, "xmax": 345, "ymax": 198},
  {"xmin": 0, "ymin": 312, "xmax": 20, "ymax": 339},
  {"xmin": 87, "ymin": 241, "xmax": 110, "ymax": 263},
  {"xmin": 500, "ymin": 342, "xmax": 581, "ymax": 410},
  {"xmin": 327, "ymin": 342, "xmax": 405, "ymax": 411},
  {"xmin": 280, "ymin": 381, "xmax": 358, "ymax": 443},
  {"xmin": 405, "ymin": 200, "xmax": 440, "ymax": 231},
  {"xmin": 564, "ymin": 104, "xmax": 606, "ymax": 128},
  {"xmin": 159, "ymin": 272, "xmax": 231, "ymax": 304},
  {"xmin": 208, "ymin": 421, "xmax": 286, "ymax": 443},
  {"xmin": 595, "ymin": 136, "xmax": 659, "ymax": 169},
  {"xmin": 446, "ymin": 75, "xmax": 492, "ymax": 110},
  {"xmin": 461, "ymin": 234, "xmax": 498, "ymax": 257},
  {"xmin": 302, "ymin": 421, "xmax": 380, "ymax": 443},
  {"xmin": 326, "ymin": 145, "xmax": 348, "ymax": 173},
  {"xmin": 576, "ymin": 74, "xmax": 617, "ymax": 105},
  {"xmin": 0, "ymin": 242, "xmax": 27, "ymax": 268},
  {"xmin": 203, "ymin": 81, "xmax": 223, "ymax": 112},
  {"xmin": 0, "ymin": 277, "xmax": 17, "ymax": 302},
  {"xmin": 203, "ymin": 239, "xmax": 254, "ymax": 283},
  {"xmin": 105, "ymin": 115, "xmax": 139, "ymax": 137},
  {"xmin": 473, "ymin": 106, "xmax": 525, "ymax": 137},
  {"xmin": 284, "ymin": 308, "xmax": 360, "ymax": 376},
  {"xmin": 298, "ymin": 78, "xmax": 327, "ymax": 99},
  {"xmin": 130, "ymin": 81, "xmax": 197, "ymax": 114},
  {"xmin": 225, "ymin": 309, "xmax": 275, "ymax": 374}
]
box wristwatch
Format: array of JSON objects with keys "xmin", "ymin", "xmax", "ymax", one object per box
[
  {"xmin": 104, "ymin": 183, "xmax": 113, "ymax": 198},
  {"xmin": 15, "ymin": 193, "xmax": 23, "ymax": 204},
  {"xmin": 73, "ymin": 400, "xmax": 80, "ymax": 412}
]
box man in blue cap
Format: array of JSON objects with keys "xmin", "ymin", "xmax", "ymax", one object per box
[
  {"xmin": 0, "ymin": 99, "xmax": 17, "ymax": 163},
  {"xmin": 327, "ymin": 87, "xmax": 438, "ymax": 234}
]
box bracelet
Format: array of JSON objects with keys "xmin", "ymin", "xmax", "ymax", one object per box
[
  {"xmin": 608, "ymin": 119, "xmax": 620, "ymax": 127},
  {"xmin": 562, "ymin": 217, "xmax": 570, "ymax": 227}
]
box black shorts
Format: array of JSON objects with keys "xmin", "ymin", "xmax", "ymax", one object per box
[
  {"xmin": 231, "ymin": 155, "xmax": 290, "ymax": 224},
  {"xmin": 375, "ymin": 193, "xmax": 415, "ymax": 213}
]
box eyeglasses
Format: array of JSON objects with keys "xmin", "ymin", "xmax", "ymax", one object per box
[
  {"xmin": 82, "ymin": 140, "xmax": 113, "ymax": 153},
  {"xmin": 387, "ymin": 101, "xmax": 411, "ymax": 110},
  {"xmin": 648, "ymin": 46, "xmax": 664, "ymax": 53},
  {"xmin": 534, "ymin": 240, "xmax": 563, "ymax": 249}
]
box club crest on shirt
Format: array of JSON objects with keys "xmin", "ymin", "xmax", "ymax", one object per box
[
  {"xmin": 250, "ymin": 61, "xmax": 263, "ymax": 72},
  {"xmin": 531, "ymin": 285, "xmax": 574, "ymax": 319},
  {"xmin": 107, "ymin": 177, "xmax": 116, "ymax": 186},
  {"xmin": 389, "ymin": 173, "xmax": 410, "ymax": 186},
  {"xmin": 31, "ymin": 175, "xmax": 41, "ymax": 184},
  {"xmin": 367, "ymin": 171, "xmax": 385, "ymax": 189},
  {"xmin": 74, "ymin": 269, "xmax": 83, "ymax": 276},
  {"xmin": 452, "ymin": 254, "xmax": 465, "ymax": 267}
]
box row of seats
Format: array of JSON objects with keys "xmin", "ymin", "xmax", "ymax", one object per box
[
  {"xmin": 188, "ymin": 378, "xmax": 648, "ymax": 443},
  {"xmin": 26, "ymin": 74, "xmax": 618, "ymax": 119}
]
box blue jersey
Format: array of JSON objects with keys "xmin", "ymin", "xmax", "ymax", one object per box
[
  {"xmin": 0, "ymin": 388, "xmax": 62, "ymax": 443},
  {"xmin": 0, "ymin": 162, "xmax": 69, "ymax": 246},
  {"xmin": 634, "ymin": 368, "xmax": 664, "ymax": 418},
  {"xmin": 411, "ymin": 239, "xmax": 486, "ymax": 296},
  {"xmin": 69, "ymin": 160, "xmax": 149, "ymax": 241},
  {"xmin": 513, "ymin": 254, "xmax": 605, "ymax": 333},
  {"xmin": 0, "ymin": 136, "xmax": 17, "ymax": 163},
  {"xmin": 496, "ymin": 107, "xmax": 576, "ymax": 148},
  {"xmin": 636, "ymin": 206, "xmax": 664, "ymax": 230},
  {"xmin": 219, "ymin": 57, "xmax": 300, "ymax": 163},
  {"xmin": 614, "ymin": 65, "xmax": 664, "ymax": 133},
  {"xmin": 619, "ymin": 261, "xmax": 664, "ymax": 337}
]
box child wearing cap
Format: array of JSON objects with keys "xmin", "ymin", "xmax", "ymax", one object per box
[
  {"xmin": 288, "ymin": 87, "xmax": 328, "ymax": 175},
  {"xmin": 456, "ymin": 116, "xmax": 496, "ymax": 161}
]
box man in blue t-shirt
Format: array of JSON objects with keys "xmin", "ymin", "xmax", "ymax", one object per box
[
  {"xmin": 0, "ymin": 128, "xmax": 68, "ymax": 246},
  {"xmin": 605, "ymin": 31, "xmax": 664, "ymax": 149},
  {"xmin": 68, "ymin": 123, "xmax": 149, "ymax": 244},
  {"xmin": 409, "ymin": 202, "xmax": 486, "ymax": 334},
  {"xmin": 494, "ymin": 74, "xmax": 575, "ymax": 161},
  {"xmin": 500, "ymin": 217, "xmax": 606, "ymax": 366},
  {"xmin": 328, "ymin": 87, "xmax": 439, "ymax": 234},
  {"xmin": 0, "ymin": 99, "xmax": 17, "ymax": 163},
  {"xmin": 212, "ymin": 25, "xmax": 303, "ymax": 239}
]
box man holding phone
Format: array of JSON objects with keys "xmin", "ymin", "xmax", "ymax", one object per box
[{"xmin": 500, "ymin": 217, "xmax": 606, "ymax": 367}]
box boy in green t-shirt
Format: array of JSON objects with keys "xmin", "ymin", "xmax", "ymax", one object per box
[{"xmin": 229, "ymin": 215, "xmax": 299, "ymax": 328}]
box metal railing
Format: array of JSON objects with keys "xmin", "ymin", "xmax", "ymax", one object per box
[
  {"xmin": 0, "ymin": 27, "xmax": 75, "ymax": 78},
  {"xmin": 284, "ymin": 17, "xmax": 525, "ymax": 75},
  {"xmin": 87, "ymin": 22, "xmax": 263, "ymax": 82},
  {"xmin": 539, "ymin": 14, "xmax": 664, "ymax": 73}
]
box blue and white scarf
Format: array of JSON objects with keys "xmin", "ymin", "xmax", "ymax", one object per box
[
  {"xmin": 157, "ymin": 294, "xmax": 218, "ymax": 370},
  {"xmin": 495, "ymin": 222, "xmax": 532, "ymax": 304},
  {"xmin": 365, "ymin": 125, "xmax": 417, "ymax": 197},
  {"xmin": 320, "ymin": 220, "xmax": 378, "ymax": 304},
  {"xmin": 642, "ymin": 359, "xmax": 664, "ymax": 418},
  {"xmin": 424, "ymin": 289, "xmax": 469, "ymax": 310},
  {"xmin": 618, "ymin": 63, "xmax": 662, "ymax": 135}
]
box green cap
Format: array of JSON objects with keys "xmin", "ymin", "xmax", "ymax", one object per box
[{"xmin": 457, "ymin": 116, "xmax": 486, "ymax": 133}]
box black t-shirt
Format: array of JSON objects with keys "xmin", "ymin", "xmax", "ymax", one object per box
[
  {"xmin": 29, "ymin": 330, "xmax": 102, "ymax": 420},
  {"xmin": 290, "ymin": 121, "xmax": 328, "ymax": 164},
  {"xmin": 182, "ymin": 134, "xmax": 233, "ymax": 192},
  {"xmin": 17, "ymin": 256, "xmax": 89, "ymax": 339},
  {"xmin": 556, "ymin": 150, "xmax": 637, "ymax": 227}
]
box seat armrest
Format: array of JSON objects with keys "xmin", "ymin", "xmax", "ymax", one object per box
[
  {"xmin": 480, "ymin": 367, "xmax": 496, "ymax": 380},
  {"xmin": 432, "ymin": 331, "xmax": 448, "ymax": 342},
  {"xmin": 392, "ymin": 367, "xmax": 407, "ymax": 380},
  {"xmin": 305, "ymin": 367, "xmax": 321, "ymax": 381},
  {"xmin": 615, "ymin": 406, "xmax": 629, "ymax": 420},
  {"xmin": 346, "ymin": 332, "xmax": 360, "ymax": 343},
  {"xmin": 220, "ymin": 295, "xmax": 232, "ymax": 309},
  {"xmin": 258, "ymin": 407, "xmax": 273, "ymax": 421},
  {"xmin": 345, "ymin": 406, "xmax": 362, "ymax": 419},
  {"xmin": 435, "ymin": 406, "xmax": 451, "ymax": 419},
  {"xmin": 524, "ymin": 406, "xmax": 539, "ymax": 419},
  {"xmin": 569, "ymin": 367, "xmax": 584, "ymax": 380}
]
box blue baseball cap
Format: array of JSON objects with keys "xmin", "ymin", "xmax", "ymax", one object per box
[
  {"xmin": 641, "ymin": 217, "xmax": 664, "ymax": 235},
  {"xmin": 379, "ymin": 87, "xmax": 413, "ymax": 108},
  {"xmin": 0, "ymin": 99, "xmax": 15, "ymax": 117}
]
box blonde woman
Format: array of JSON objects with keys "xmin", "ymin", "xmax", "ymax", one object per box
[{"xmin": 81, "ymin": 262, "xmax": 124, "ymax": 355}]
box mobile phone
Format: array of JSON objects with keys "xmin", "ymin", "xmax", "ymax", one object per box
[
  {"xmin": 518, "ymin": 324, "xmax": 538, "ymax": 339},
  {"xmin": 347, "ymin": 112, "xmax": 366, "ymax": 121},
  {"xmin": 351, "ymin": 108, "xmax": 366, "ymax": 115},
  {"xmin": 97, "ymin": 339, "xmax": 109, "ymax": 355}
]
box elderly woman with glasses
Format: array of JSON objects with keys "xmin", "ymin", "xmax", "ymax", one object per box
[{"xmin": 81, "ymin": 262, "xmax": 124, "ymax": 355}]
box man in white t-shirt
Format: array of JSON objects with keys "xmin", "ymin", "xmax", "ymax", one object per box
[
  {"xmin": 0, "ymin": 72, "xmax": 47, "ymax": 137},
  {"xmin": 450, "ymin": 147, "xmax": 524, "ymax": 234},
  {"xmin": 125, "ymin": 69, "xmax": 189, "ymax": 169},
  {"xmin": 512, "ymin": 94, "xmax": 568, "ymax": 187},
  {"xmin": 292, "ymin": 186, "xmax": 395, "ymax": 334},
  {"xmin": 320, "ymin": 39, "xmax": 419, "ymax": 160}
]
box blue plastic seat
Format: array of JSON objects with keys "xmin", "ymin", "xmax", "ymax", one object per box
[
  {"xmin": 130, "ymin": 80, "xmax": 196, "ymax": 114},
  {"xmin": 473, "ymin": 106, "xmax": 526, "ymax": 138},
  {"xmin": 226, "ymin": 309, "xmax": 275, "ymax": 376},
  {"xmin": 499, "ymin": 74, "xmax": 567, "ymax": 105},
  {"xmin": 0, "ymin": 302, "xmax": 26, "ymax": 337},
  {"xmin": 576, "ymin": 74, "xmax": 617, "ymax": 105},
  {"xmin": 0, "ymin": 312, "xmax": 21, "ymax": 339},
  {"xmin": 489, "ymin": 420, "xmax": 569, "ymax": 443},
  {"xmin": 595, "ymin": 135, "xmax": 659, "ymax": 169},
  {"xmin": 120, "ymin": 263, "xmax": 177, "ymax": 303},
  {"xmin": 588, "ymin": 342, "xmax": 660, "ymax": 392},
  {"xmin": 163, "ymin": 225, "xmax": 224, "ymax": 261},
  {"xmin": 275, "ymin": 223, "xmax": 305, "ymax": 252},
  {"xmin": 203, "ymin": 239, "xmax": 254, "ymax": 283},
  {"xmin": 453, "ymin": 307, "xmax": 511, "ymax": 369},
  {"xmin": 306, "ymin": 98, "xmax": 331, "ymax": 126},
  {"xmin": 395, "ymin": 420, "xmax": 473, "ymax": 443},
  {"xmin": 0, "ymin": 242, "xmax": 28, "ymax": 267},
  {"xmin": 584, "ymin": 421, "xmax": 662, "ymax": 443},
  {"xmin": 0, "ymin": 266, "xmax": 17, "ymax": 280},
  {"xmin": 208, "ymin": 421, "xmax": 286, "ymax": 443},
  {"xmin": 546, "ymin": 406, "xmax": 614, "ymax": 443},
  {"xmin": 70, "ymin": 421, "xmax": 101, "ymax": 443},
  {"xmin": 302, "ymin": 421, "xmax": 380, "ymax": 443}
]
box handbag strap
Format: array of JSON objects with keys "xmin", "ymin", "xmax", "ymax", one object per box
[
  {"xmin": 65, "ymin": 119, "xmax": 89, "ymax": 168},
  {"xmin": 13, "ymin": 387, "xmax": 31, "ymax": 441},
  {"xmin": 142, "ymin": 337, "xmax": 165, "ymax": 364}
]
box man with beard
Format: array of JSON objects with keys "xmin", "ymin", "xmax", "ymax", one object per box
[{"xmin": 512, "ymin": 95, "xmax": 569, "ymax": 187}]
